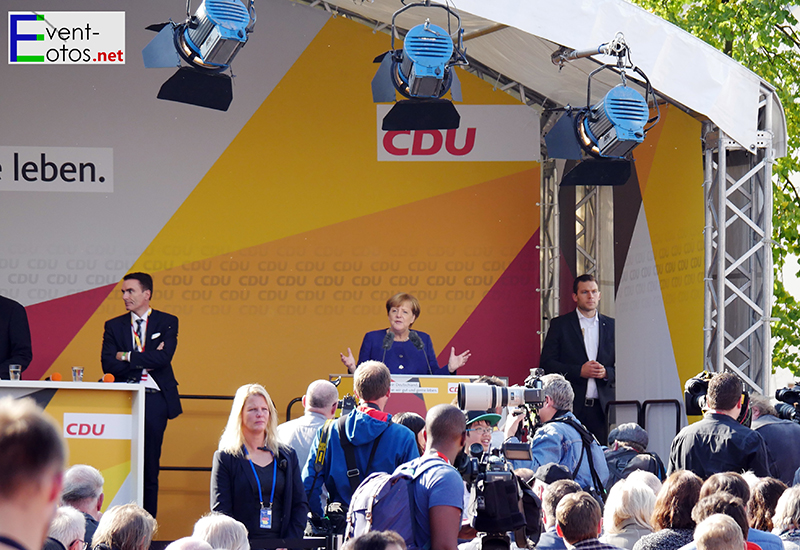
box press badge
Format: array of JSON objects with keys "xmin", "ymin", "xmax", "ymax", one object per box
[{"xmin": 260, "ymin": 506, "xmax": 273, "ymax": 529}]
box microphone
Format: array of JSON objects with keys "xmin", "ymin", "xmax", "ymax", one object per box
[
  {"xmin": 408, "ymin": 331, "xmax": 424, "ymax": 350},
  {"xmin": 46, "ymin": 372, "xmax": 62, "ymax": 381},
  {"xmin": 382, "ymin": 330, "xmax": 394, "ymax": 350},
  {"xmin": 409, "ymin": 331, "xmax": 433, "ymax": 375},
  {"xmin": 381, "ymin": 329, "xmax": 393, "ymax": 363},
  {"xmin": 102, "ymin": 373, "xmax": 115, "ymax": 383}
]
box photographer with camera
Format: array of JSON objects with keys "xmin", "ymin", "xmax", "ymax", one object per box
[
  {"xmin": 750, "ymin": 394, "xmax": 800, "ymax": 486},
  {"xmin": 504, "ymin": 374, "xmax": 608, "ymax": 498},
  {"xmin": 668, "ymin": 373, "xmax": 772, "ymax": 478},
  {"xmin": 465, "ymin": 411, "xmax": 501, "ymax": 454}
]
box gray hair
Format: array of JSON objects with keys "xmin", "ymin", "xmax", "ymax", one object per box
[
  {"xmin": 48, "ymin": 506, "xmax": 86, "ymax": 548},
  {"xmin": 695, "ymin": 514, "xmax": 744, "ymax": 550},
  {"xmin": 749, "ymin": 394, "xmax": 778, "ymax": 418},
  {"xmin": 625, "ymin": 470, "xmax": 662, "ymax": 497},
  {"xmin": 773, "ymin": 486, "xmax": 800, "ymax": 531},
  {"xmin": 602, "ymin": 479, "xmax": 656, "ymax": 534},
  {"xmin": 164, "ymin": 538, "xmax": 213, "ymax": 550},
  {"xmin": 92, "ymin": 504, "xmax": 157, "ymax": 550},
  {"xmin": 62, "ymin": 465, "xmax": 104, "ymax": 504},
  {"xmin": 542, "ymin": 374, "xmax": 574, "ymax": 412},
  {"xmin": 306, "ymin": 380, "xmax": 339, "ymax": 410},
  {"xmin": 192, "ymin": 512, "xmax": 249, "ymax": 550}
]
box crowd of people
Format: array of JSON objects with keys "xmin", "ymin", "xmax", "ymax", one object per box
[
  {"xmin": 4, "ymin": 360, "xmax": 800, "ymax": 550},
  {"xmin": 4, "ymin": 273, "xmax": 800, "ymax": 550}
]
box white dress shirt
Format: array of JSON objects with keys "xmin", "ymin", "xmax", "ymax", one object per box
[{"xmin": 578, "ymin": 310, "xmax": 600, "ymax": 399}]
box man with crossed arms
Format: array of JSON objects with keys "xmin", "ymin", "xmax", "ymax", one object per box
[{"xmin": 102, "ymin": 272, "xmax": 182, "ymax": 518}]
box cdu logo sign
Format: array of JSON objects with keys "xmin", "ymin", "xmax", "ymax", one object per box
[
  {"xmin": 9, "ymin": 11, "xmax": 125, "ymax": 64},
  {"xmin": 63, "ymin": 413, "xmax": 132, "ymax": 440}
]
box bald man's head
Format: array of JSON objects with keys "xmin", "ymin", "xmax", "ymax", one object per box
[{"xmin": 425, "ymin": 404, "xmax": 466, "ymax": 446}]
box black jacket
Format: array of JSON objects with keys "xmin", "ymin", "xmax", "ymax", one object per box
[
  {"xmin": 752, "ymin": 414, "xmax": 797, "ymax": 485},
  {"xmin": 540, "ymin": 311, "xmax": 616, "ymax": 414},
  {"xmin": 0, "ymin": 295, "xmax": 32, "ymax": 378},
  {"xmin": 667, "ymin": 412, "xmax": 772, "ymax": 478},
  {"xmin": 211, "ymin": 444, "xmax": 309, "ymax": 542},
  {"xmin": 101, "ymin": 310, "xmax": 181, "ymax": 419}
]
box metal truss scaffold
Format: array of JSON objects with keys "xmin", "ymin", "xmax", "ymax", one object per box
[
  {"xmin": 702, "ymin": 84, "xmax": 775, "ymax": 394},
  {"xmin": 575, "ymin": 185, "xmax": 599, "ymax": 279},
  {"xmin": 539, "ymin": 159, "xmax": 560, "ymax": 347}
]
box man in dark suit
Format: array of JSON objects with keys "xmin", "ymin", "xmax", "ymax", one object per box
[
  {"xmin": 101, "ymin": 272, "xmax": 181, "ymax": 518},
  {"xmin": 540, "ymin": 274, "xmax": 615, "ymax": 444},
  {"xmin": 0, "ymin": 294, "xmax": 33, "ymax": 379}
]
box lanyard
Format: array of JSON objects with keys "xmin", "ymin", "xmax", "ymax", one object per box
[
  {"xmin": 243, "ymin": 445, "xmax": 276, "ymax": 508},
  {"xmin": 431, "ymin": 451, "xmax": 450, "ymax": 464},
  {"xmin": 131, "ymin": 309, "xmax": 151, "ymax": 352}
]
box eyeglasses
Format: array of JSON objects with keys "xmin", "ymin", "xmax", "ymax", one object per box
[
  {"xmin": 467, "ymin": 427, "xmax": 493, "ymax": 435},
  {"xmin": 70, "ymin": 540, "xmax": 89, "ymax": 550}
]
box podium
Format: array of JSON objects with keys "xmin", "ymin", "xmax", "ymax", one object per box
[
  {"xmin": 329, "ymin": 374, "xmax": 479, "ymax": 416},
  {"xmin": 0, "ymin": 381, "xmax": 145, "ymax": 508}
]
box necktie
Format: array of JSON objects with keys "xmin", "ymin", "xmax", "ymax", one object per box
[{"xmin": 135, "ymin": 319, "xmax": 144, "ymax": 351}]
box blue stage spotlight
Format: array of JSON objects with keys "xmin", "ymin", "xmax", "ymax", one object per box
[
  {"xmin": 372, "ymin": 1, "xmax": 468, "ymax": 131},
  {"xmin": 142, "ymin": 0, "xmax": 255, "ymax": 111},
  {"xmin": 545, "ymin": 33, "xmax": 660, "ymax": 186},
  {"xmin": 578, "ymin": 85, "xmax": 650, "ymax": 159}
]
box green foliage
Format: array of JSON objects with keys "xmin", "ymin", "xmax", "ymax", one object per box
[{"xmin": 630, "ymin": 0, "xmax": 800, "ymax": 375}]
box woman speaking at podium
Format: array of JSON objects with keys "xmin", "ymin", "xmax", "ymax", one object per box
[{"xmin": 339, "ymin": 292, "xmax": 471, "ymax": 375}]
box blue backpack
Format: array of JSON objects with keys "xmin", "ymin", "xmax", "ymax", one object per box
[{"xmin": 345, "ymin": 457, "xmax": 445, "ymax": 550}]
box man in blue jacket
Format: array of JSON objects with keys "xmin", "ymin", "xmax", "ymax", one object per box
[
  {"xmin": 302, "ymin": 361, "xmax": 419, "ymax": 522},
  {"xmin": 505, "ymin": 374, "xmax": 609, "ymax": 495}
]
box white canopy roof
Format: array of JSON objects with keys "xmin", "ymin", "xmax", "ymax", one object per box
[{"xmin": 324, "ymin": 0, "xmax": 787, "ymax": 156}]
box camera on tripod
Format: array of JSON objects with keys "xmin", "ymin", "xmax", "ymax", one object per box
[
  {"xmin": 457, "ymin": 442, "xmax": 535, "ymax": 550},
  {"xmin": 455, "ymin": 369, "xmax": 546, "ymax": 550},
  {"xmin": 775, "ymin": 386, "xmax": 800, "ymax": 422},
  {"xmin": 683, "ymin": 370, "xmax": 752, "ymax": 426}
]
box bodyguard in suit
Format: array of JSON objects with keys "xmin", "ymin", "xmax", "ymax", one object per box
[
  {"xmin": 540, "ymin": 274, "xmax": 615, "ymax": 444},
  {"xmin": 101, "ymin": 272, "xmax": 181, "ymax": 517},
  {"xmin": 0, "ymin": 294, "xmax": 33, "ymax": 379}
]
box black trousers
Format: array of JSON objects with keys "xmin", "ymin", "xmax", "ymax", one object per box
[
  {"xmin": 575, "ymin": 399, "xmax": 608, "ymax": 445},
  {"xmin": 144, "ymin": 390, "xmax": 169, "ymax": 518}
]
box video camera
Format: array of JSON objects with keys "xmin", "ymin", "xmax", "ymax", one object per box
[
  {"xmin": 683, "ymin": 370, "xmax": 751, "ymax": 426},
  {"xmin": 456, "ymin": 442, "xmax": 537, "ymax": 550},
  {"xmin": 775, "ymin": 386, "xmax": 800, "ymax": 422},
  {"xmin": 455, "ymin": 369, "xmax": 546, "ymax": 550},
  {"xmin": 331, "ymin": 376, "xmax": 357, "ymax": 417}
]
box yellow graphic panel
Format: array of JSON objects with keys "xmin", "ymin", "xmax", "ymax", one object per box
[
  {"xmin": 133, "ymin": 17, "xmax": 531, "ymax": 271},
  {"xmin": 640, "ymin": 106, "xmax": 705, "ymax": 387}
]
